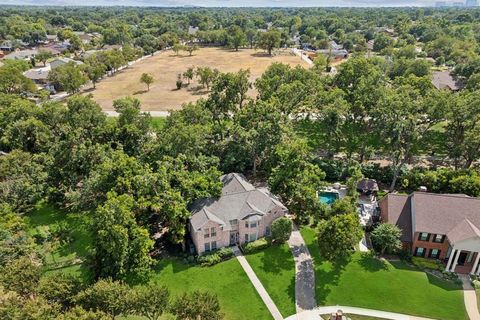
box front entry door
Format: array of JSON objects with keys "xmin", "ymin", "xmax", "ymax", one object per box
[
  {"xmin": 458, "ymin": 251, "xmax": 468, "ymax": 266},
  {"xmin": 229, "ymin": 232, "xmax": 238, "ymax": 245}
]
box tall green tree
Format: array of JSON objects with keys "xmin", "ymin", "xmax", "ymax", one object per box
[
  {"xmin": 93, "ymin": 193, "xmax": 153, "ymax": 279},
  {"xmin": 257, "ymin": 30, "xmax": 281, "ymax": 55},
  {"xmin": 371, "ymin": 223, "xmax": 402, "ymax": 255},
  {"xmin": 317, "ymin": 213, "xmax": 363, "ymax": 261},
  {"xmin": 170, "ymin": 290, "xmax": 222, "ymax": 320}
]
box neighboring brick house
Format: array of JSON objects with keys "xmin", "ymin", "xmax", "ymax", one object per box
[
  {"xmin": 379, "ymin": 192, "xmax": 480, "ymax": 274},
  {"xmin": 189, "ymin": 173, "xmax": 288, "ymax": 255}
]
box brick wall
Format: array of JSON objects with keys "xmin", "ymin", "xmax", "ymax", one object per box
[{"xmin": 412, "ymin": 232, "xmax": 450, "ymax": 260}]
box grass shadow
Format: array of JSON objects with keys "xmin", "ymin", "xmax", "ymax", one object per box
[
  {"xmin": 259, "ymin": 244, "xmax": 294, "ymax": 274},
  {"xmin": 251, "ymin": 52, "xmax": 272, "ymax": 58},
  {"xmin": 357, "ymin": 252, "xmax": 389, "ymax": 272},
  {"xmin": 133, "ymin": 89, "xmax": 148, "ymax": 95}
]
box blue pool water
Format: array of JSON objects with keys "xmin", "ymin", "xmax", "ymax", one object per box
[{"xmin": 319, "ymin": 191, "xmax": 339, "ymax": 205}]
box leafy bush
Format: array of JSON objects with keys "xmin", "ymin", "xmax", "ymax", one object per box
[
  {"xmin": 197, "ymin": 253, "xmax": 221, "ymax": 267},
  {"xmin": 197, "ymin": 247, "xmax": 234, "ymax": 267},
  {"xmin": 216, "ymin": 247, "xmax": 234, "ymax": 260},
  {"xmin": 473, "ymin": 279, "xmax": 480, "ymax": 290},
  {"xmin": 412, "ymin": 257, "xmax": 442, "ymax": 271},
  {"xmin": 271, "ymin": 218, "xmax": 292, "ymax": 244},
  {"xmin": 241, "ymin": 238, "xmax": 271, "ymax": 254}
]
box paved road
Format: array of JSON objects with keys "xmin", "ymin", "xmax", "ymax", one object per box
[
  {"xmin": 285, "ymin": 306, "xmax": 436, "ymax": 320},
  {"xmin": 287, "ymin": 225, "xmax": 317, "ymax": 313},
  {"xmin": 103, "ymin": 110, "xmax": 170, "ymax": 117},
  {"xmin": 233, "ymin": 246, "xmax": 284, "ymax": 320}
]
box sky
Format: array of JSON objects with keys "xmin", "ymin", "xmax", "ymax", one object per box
[{"xmin": 0, "ymin": 0, "xmax": 445, "ymax": 7}]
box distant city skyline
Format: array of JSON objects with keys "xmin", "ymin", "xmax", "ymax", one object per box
[{"xmin": 0, "ymin": 0, "xmax": 478, "ymax": 7}]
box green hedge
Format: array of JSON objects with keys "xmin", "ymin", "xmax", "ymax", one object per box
[
  {"xmin": 241, "ymin": 237, "xmax": 271, "ymax": 254},
  {"xmin": 411, "ymin": 257, "xmax": 442, "ymax": 271},
  {"xmin": 197, "ymin": 247, "xmax": 234, "ymax": 267}
]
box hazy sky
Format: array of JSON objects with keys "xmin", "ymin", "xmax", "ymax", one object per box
[{"xmin": 0, "ymin": 0, "xmax": 440, "ymax": 7}]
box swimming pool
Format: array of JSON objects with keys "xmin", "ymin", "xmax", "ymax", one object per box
[{"xmin": 319, "ymin": 191, "xmax": 339, "ymax": 205}]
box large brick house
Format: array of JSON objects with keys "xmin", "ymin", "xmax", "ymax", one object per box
[
  {"xmin": 379, "ymin": 192, "xmax": 480, "ymax": 274},
  {"xmin": 189, "ymin": 173, "xmax": 288, "ymax": 255}
]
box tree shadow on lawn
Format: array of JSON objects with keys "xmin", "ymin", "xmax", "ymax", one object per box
[
  {"xmin": 251, "ymin": 52, "xmax": 272, "ymax": 58},
  {"xmin": 259, "ymin": 245, "xmax": 293, "ymax": 274},
  {"xmin": 315, "ymin": 256, "xmax": 350, "ymax": 305},
  {"xmin": 357, "ymin": 252, "xmax": 389, "ymax": 272},
  {"xmin": 133, "ymin": 90, "xmax": 148, "ymax": 95},
  {"xmin": 187, "ymin": 85, "xmax": 210, "ymax": 95},
  {"xmin": 259, "ymin": 245, "xmax": 295, "ymax": 312}
]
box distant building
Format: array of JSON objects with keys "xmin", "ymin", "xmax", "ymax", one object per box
[
  {"xmin": 466, "ymin": 0, "xmax": 478, "ymax": 6},
  {"xmin": 50, "ymin": 57, "xmax": 83, "ymax": 70},
  {"xmin": 188, "ymin": 26, "xmax": 199, "ymax": 36},
  {"xmin": 4, "ymin": 49, "xmax": 38, "ymax": 60},
  {"xmin": 432, "ymin": 71, "xmax": 461, "ymax": 91},
  {"xmin": 23, "ymin": 65, "xmax": 51, "ymax": 85}
]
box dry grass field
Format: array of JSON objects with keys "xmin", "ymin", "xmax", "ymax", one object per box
[{"xmin": 90, "ymin": 47, "xmax": 309, "ymax": 111}]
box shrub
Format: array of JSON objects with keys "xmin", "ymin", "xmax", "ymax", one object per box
[
  {"xmin": 411, "ymin": 257, "xmax": 442, "ymax": 271},
  {"xmin": 271, "ymin": 218, "xmax": 292, "ymax": 244},
  {"xmin": 216, "ymin": 247, "xmax": 234, "ymax": 260},
  {"xmin": 176, "ymin": 79, "xmax": 183, "ymax": 90},
  {"xmin": 197, "ymin": 247, "xmax": 234, "ymax": 267},
  {"xmin": 473, "ymin": 279, "xmax": 480, "ymax": 290},
  {"xmin": 241, "ymin": 238, "xmax": 271, "ymax": 254},
  {"xmin": 197, "ymin": 253, "xmax": 221, "ymax": 267}
]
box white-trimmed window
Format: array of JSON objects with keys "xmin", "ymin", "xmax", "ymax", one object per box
[
  {"xmin": 429, "ymin": 249, "xmax": 440, "ymax": 259},
  {"xmin": 204, "ymin": 228, "xmax": 210, "ymax": 238},
  {"xmin": 433, "ymin": 234, "xmax": 444, "ymax": 243},
  {"xmin": 230, "ymin": 219, "xmax": 238, "ymax": 226},
  {"xmin": 250, "ymin": 221, "xmax": 257, "ymax": 228},
  {"xmin": 204, "ymin": 242, "xmax": 211, "ymax": 252},
  {"xmin": 245, "ymin": 234, "xmax": 249, "ymax": 242},
  {"xmin": 418, "ymin": 232, "xmax": 430, "ymax": 241},
  {"xmin": 211, "ymin": 241, "xmax": 217, "ymax": 250},
  {"xmin": 210, "ymin": 227, "xmax": 216, "ymax": 237},
  {"xmin": 415, "ymin": 247, "xmax": 425, "ymax": 257},
  {"xmin": 245, "ymin": 221, "xmax": 249, "ymax": 228},
  {"xmin": 250, "ymin": 233, "xmax": 257, "ymax": 241}
]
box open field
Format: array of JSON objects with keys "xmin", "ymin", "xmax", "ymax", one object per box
[
  {"xmin": 301, "ymin": 227, "xmax": 467, "ymax": 320},
  {"xmin": 90, "ymin": 47, "xmax": 309, "ymax": 111}
]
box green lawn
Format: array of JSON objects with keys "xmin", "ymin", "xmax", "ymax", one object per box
[
  {"xmin": 26, "ymin": 204, "xmax": 93, "ymax": 282},
  {"xmin": 245, "ymin": 244, "xmax": 296, "ymax": 318},
  {"xmin": 301, "ymin": 227, "xmax": 467, "ymax": 320},
  {"xmin": 148, "ymin": 258, "xmax": 272, "ymax": 320},
  {"xmin": 150, "ymin": 116, "xmax": 167, "ymax": 130}
]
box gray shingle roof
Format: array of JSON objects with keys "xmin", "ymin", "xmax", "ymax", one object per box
[
  {"xmin": 447, "ymin": 218, "xmax": 480, "ymax": 245},
  {"xmin": 432, "ymin": 71, "xmax": 460, "ymax": 91},
  {"xmin": 380, "ymin": 194, "xmax": 412, "ymax": 242},
  {"xmin": 190, "ymin": 173, "xmax": 287, "ymax": 231},
  {"xmin": 382, "ymin": 192, "xmax": 480, "ymax": 244},
  {"xmin": 412, "ymin": 192, "xmax": 480, "ymax": 237}
]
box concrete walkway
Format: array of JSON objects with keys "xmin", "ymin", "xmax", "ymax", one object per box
[
  {"xmin": 233, "ymin": 246, "xmax": 283, "ymax": 320},
  {"xmin": 103, "ymin": 110, "xmax": 170, "ymax": 117},
  {"xmin": 285, "ymin": 306, "xmax": 435, "ymax": 320},
  {"xmin": 287, "ymin": 225, "xmax": 317, "ymax": 313},
  {"xmin": 459, "ymin": 274, "xmax": 480, "ymax": 320},
  {"xmin": 291, "ymin": 48, "xmax": 313, "ymax": 65}
]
